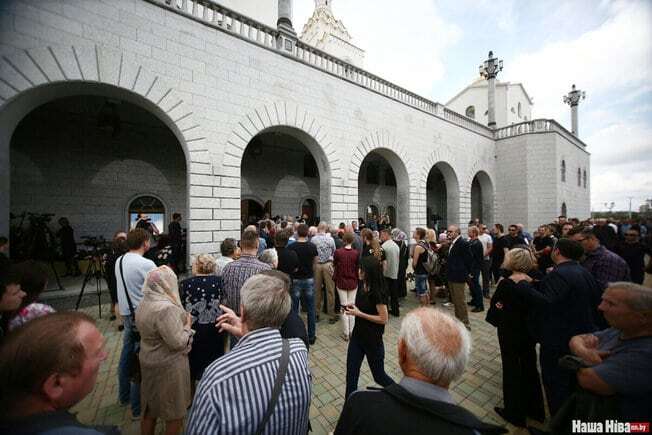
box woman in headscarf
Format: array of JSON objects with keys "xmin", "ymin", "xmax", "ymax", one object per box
[
  {"xmin": 136, "ymin": 266, "xmax": 193, "ymax": 435},
  {"xmin": 391, "ymin": 228, "xmax": 409, "ymax": 298}
]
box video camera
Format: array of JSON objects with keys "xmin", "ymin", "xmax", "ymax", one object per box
[{"xmin": 78, "ymin": 236, "xmax": 110, "ymax": 258}]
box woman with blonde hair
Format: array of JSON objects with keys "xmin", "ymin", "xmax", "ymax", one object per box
[
  {"xmin": 486, "ymin": 248, "xmax": 544, "ymax": 427},
  {"xmin": 136, "ymin": 266, "xmax": 193, "ymax": 435},
  {"xmin": 180, "ymin": 254, "xmax": 225, "ymax": 385}
]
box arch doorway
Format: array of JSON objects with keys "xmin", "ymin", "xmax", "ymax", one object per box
[
  {"xmin": 301, "ymin": 198, "xmax": 317, "ymax": 223},
  {"xmin": 241, "ymin": 199, "xmax": 264, "ymax": 227},
  {"xmin": 426, "ymin": 162, "xmax": 459, "ymax": 230},
  {"xmin": 470, "ymin": 171, "xmax": 494, "ymax": 224},
  {"xmin": 358, "ymin": 150, "xmax": 409, "ymax": 230},
  {"xmin": 128, "ymin": 195, "xmax": 166, "ymax": 231},
  {"xmin": 9, "ymin": 93, "xmax": 187, "ymax": 242},
  {"xmin": 241, "ymin": 126, "xmax": 330, "ymax": 224}
]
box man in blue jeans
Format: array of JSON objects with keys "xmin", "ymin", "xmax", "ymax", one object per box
[
  {"xmin": 288, "ymin": 224, "xmax": 318, "ymax": 344},
  {"xmin": 115, "ymin": 229, "xmax": 156, "ymax": 418}
]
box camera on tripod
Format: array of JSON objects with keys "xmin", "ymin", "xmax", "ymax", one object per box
[{"xmin": 78, "ymin": 236, "xmax": 109, "ymax": 259}]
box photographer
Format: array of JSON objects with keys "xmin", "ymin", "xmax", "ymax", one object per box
[{"xmin": 135, "ymin": 213, "xmax": 160, "ymax": 236}]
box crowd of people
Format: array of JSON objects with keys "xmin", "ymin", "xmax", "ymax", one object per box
[{"xmin": 0, "ymin": 213, "xmax": 650, "ymax": 434}]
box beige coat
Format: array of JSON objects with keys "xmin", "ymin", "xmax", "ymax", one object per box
[{"xmin": 135, "ymin": 266, "xmax": 192, "ymax": 419}]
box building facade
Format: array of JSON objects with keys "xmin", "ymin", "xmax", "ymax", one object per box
[{"xmin": 0, "ymin": 0, "xmax": 590, "ymax": 257}]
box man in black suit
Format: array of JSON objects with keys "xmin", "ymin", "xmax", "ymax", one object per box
[
  {"xmin": 525, "ymin": 238, "xmax": 603, "ymax": 416},
  {"xmin": 446, "ymin": 225, "xmax": 472, "ymax": 329}
]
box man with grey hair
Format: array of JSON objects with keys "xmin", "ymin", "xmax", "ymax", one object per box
[
  {"xmin": 312, "ymin": 221, "xmax": 338, "ymax": 324},
  {"xmin": 568, "ymin": 282, "xmax": 652, "ymax": 420},
  {"xmin": 334, "ymin": 307, "xmax": 506, "ymax": 435},
  {"xmin": 186, "ymin": 272, "xmax": 312, "ymax": 434}
]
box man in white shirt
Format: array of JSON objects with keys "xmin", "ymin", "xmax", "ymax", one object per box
[
  {"xmin": 115, "ymin": 228, "xmax": 156, "ymax": 418},
  {"xmin": 477, "ymin": 225, "xmax": 493, "ymax": 298},
  {"xmin": 215, "ymin": 238, "xmax": 237, "ymax": 277},
  {"xmin": 380, "ymin": 229, "xmax": 400, "ymax": 316}
]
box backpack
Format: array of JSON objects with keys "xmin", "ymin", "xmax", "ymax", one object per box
[{"xmin": 421, "ymin": 242, "xmax": 440, "ymax": 275}]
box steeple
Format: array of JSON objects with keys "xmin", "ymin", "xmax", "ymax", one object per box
[
  {"xmin": 315, "ymin": 0, "xmax": 332, "ymax": 11},
  {"xmin": 300, "ymin": 0, "xmax": 365, "ymax": 67}
]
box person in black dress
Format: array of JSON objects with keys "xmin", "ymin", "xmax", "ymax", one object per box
[
  {"xmin": 168, "ymin": 213, "xmax": 183, "ymax": 271},
  {"xmin": 180, "ymin": 254, "xmax": 225, "ymax": 386},
  {"xmin": 344, "ymin": 255, "xmax": 394, "ymax": 398},
  {"xmin": 486, "ymin": 247, "xmax": 545, "ymax": 427}
]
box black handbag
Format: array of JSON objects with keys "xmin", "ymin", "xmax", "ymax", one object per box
[{"xmin": 119, "ymin": 255, "xmax": 142, "ymax": 383}]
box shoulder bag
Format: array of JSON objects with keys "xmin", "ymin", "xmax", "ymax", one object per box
[
  {"xmin": 119, "ymin": 255, "xmax": 142, "ymax": 383},
  {"xmin": 255, "ymin": 339, "xmax": 290, "ymax": 435}
]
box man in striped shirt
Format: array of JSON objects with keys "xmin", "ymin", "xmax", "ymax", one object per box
[{"xmin": 186, "ymin": 271, "xmax": 312, "ymax": 435}]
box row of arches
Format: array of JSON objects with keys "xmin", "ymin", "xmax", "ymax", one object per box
[
  {"xmin": 239, "ymin": 126, "xmax": 494, "ymax": 230},
  {"xmin": 2, "ymin": 81, "xmax": 494, "ymax": 255}
]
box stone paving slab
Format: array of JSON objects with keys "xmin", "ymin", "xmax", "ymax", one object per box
[{"xmin": 71, "ymin": 288, "xmax": 541, "ymax": 435}]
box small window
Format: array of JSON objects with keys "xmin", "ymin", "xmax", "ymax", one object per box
[
  {"xmin": 577, "ymin": 168, "xmax": 581, "ymax": 186},
  {"xmin": 366, "ymin": 163, "xmax": 379, "ymax": 184},
  {"xmin": 561, "ymin": 202, "xmax": 567, "ymax": 217},
  {"xmin": 561, "ymin": 160, "xmax": 566, "ymax": 182},
  {"xmin": 518, "ymin": 102, "xmax": 522, "ymax": 118},
  {"xmin": 303, "ymin": 153, "xmax": 318, "ymax": 178},
  {"xmin": 129, "ymin": 195, "xmax": 165, "ymax": 231},
  {"xmin": 583, "ymin": 170, "xmax": 587, "ymax": 188},
  {"xmin": 465, "ymin": 106, "xmax": 475, "ymax": 119}
]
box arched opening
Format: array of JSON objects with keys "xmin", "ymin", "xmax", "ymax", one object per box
[
  {"xmin": 561, "ymin": 160, "xmax": 566, "ymax": 182},
  {"xmin": 241, "ymin": 198, "xmax": 264, "ymax": 226},
  {"xmin": 583, "ymin": 169, "xmax": 587, "ymax": 188},
  {"xmin": 358, "ymin": 149, "xmax": 410, "ymax": 230},
  {"xmin": 517, "ymin": 102, "xmax": 522, "ymax": 118},
  {"xmin": 470, "ymin": 171, "xmax": 494, "ymax": 224},
  {"xmin": 8, "ymin": 93, "xmax": 187, "ymax": 254},
  {"xmin": 465, "ymin": 106, "xmax": 475, "ymax": 119},
  {"xmin": 241, "ymin": 126, "xmax": 330, "ymax": 227},
  {"xmin": 577, "ymin": 167, "xmax": 581, "ymax": 187},
  {"xmin": 426, "ymin": 162, "xmax": 460, "ymax": 230},
  {"xmin": 561, "ymin": 202, "xmax": 568, "ymax": 217}
]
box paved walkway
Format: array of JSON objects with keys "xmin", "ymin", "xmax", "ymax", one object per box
[{"xmin": 71, "ymin": 290, "xmax": 538, "ymax": 434}]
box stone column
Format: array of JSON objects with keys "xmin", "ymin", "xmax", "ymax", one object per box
[
  {"xmin": 277, "ymin": 0, "xmax": 297, "ymax": 52},
  {"xmin": 563, "ymin": 84, "xmax": 586, "ymax": 137},
  {"xmin": 487, "ymin": 76, "xmax": 497, "ymax": 128},
  {"xmin": 479, "ymin": 51, "xmax": 503, "ymax": 129},
  {"xmin": 277, "ymin": 0, "xmax": 293, "ymax": 29}
]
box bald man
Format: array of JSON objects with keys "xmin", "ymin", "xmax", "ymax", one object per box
[{"xmin": 335, "ymin": 308, "xmax": 505, "ymax": 435}]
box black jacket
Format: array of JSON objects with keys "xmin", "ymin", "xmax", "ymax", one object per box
[
  {"xmin": 334, "ymin": 383, "xmax": 506, "ymax": 435},
  {"xmin": 447, "ymin": 238, "xmax": 472, "ymax": 283},
  {"xmin": 526, "ymin": 261, "xmax": 603, "ymax": 349}
]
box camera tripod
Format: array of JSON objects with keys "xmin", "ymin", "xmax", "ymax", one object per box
[{"xmin": 74, "ymin": 250, "xmax": 105, "ymax": 317}]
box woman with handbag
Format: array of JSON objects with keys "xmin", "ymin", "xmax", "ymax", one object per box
[
  {"xmin": 136, "ymin": 266, "xmax": 193, "ymax": 435},
  {"xmin": 486, "ymin": 248, "xmax": 545, "ymax": 427}
]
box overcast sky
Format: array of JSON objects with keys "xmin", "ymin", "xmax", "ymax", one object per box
[{"xmin": 293, "ymin": 0, "xmax": 652, "ymax": 213}]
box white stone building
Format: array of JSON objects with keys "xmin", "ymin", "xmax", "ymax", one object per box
[
  {"xmin": 0, "ymin": 0, "xmax": 590, "ymax": 259},
  {"xmin": 447, "ymin": 78, "xmax": 534, "ymax": 128}
]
